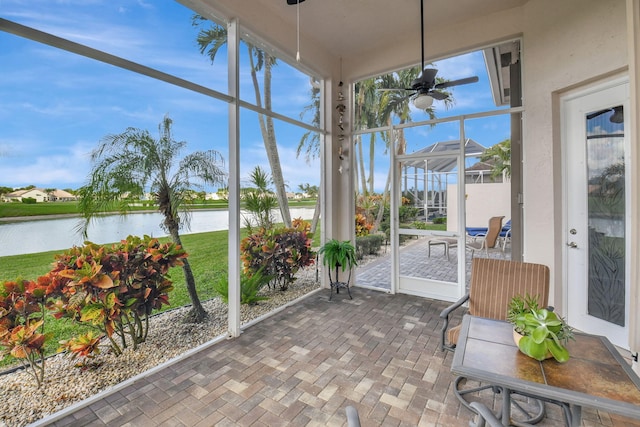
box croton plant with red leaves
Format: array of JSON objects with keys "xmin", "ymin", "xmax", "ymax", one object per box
[
  {"xmin": 0, "ymin": 235, "xmax": 187, "ymax": 387},
  {"xmin": 0, "ymin": 279, "xmax": 52, "ymax": 387}
]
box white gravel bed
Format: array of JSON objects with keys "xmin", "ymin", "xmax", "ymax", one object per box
[{"xmin": 0, "ymin": 267, "xmax": 323, "ymax": 427}]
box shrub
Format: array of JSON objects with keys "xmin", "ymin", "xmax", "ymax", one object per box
[
  {"xmin": 212, "ymin": 269, "xmax": 272, "ymax": 305},
  {"xmin": 433, "ymin": 216, "xmax": 447, "ymax": 225},
  {"xmin": 410, "ymin": 221, "xmax": 429, "ymax": 230},
  {"xmin": 240, "ymin": 218, "xmax": 315, "ymax": 291},
  {"xmin": 356, "ymin": 234, "xmax": 384, "ymax": 260},
  {"xmin": 0, "ymin": 279, "xmax": 52, "ymax": 387},
  {"xmin": 43, "ymin": 235, "xmax": 186, "ymax": 357},
  {"xmin": 355, "ymin": 213, "xmax": 373, "ymax": 237},
  {"xmin": 399, "ymin": 205, "xmax": 419, "ymax": 223},
  {"xmin": 21, "ymin": 197, "xmax": 36, "ymax": 204}
]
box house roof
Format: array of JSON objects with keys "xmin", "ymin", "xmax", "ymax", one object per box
[
  {"xmin": 6, "ymin": 188, "xmax": 47, "ymax": 197},
  {"xmin": 49, "ymin": 189, "xmax": 76, "ymax": 198},
  {"xmin": 402, "ymin": 138, "xmax": 486, "ymax": 172}
]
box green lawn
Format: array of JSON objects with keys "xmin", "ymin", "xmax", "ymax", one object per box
[
  {"xmin": 0, "ymin": 230, "xmax": 231, "ymax": 368},
  {"xmin": 0, "ymin": 224, "xmax": 323, "ymax": 369},
  {"xmin": 0, "ymin": 230, "xmax": 232, "ymax": 306}
]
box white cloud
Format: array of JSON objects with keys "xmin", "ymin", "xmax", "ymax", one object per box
[
  {"xmin": 238, "ymin": 140, "xmax": 320, "ymax": 191},
  {"xmin": 0, "ymin": 141, "xmax": 92, "ymax": 188},
  {"xmin": 434, "ymin": 51, "xmax": 484, "ymax": 80}
]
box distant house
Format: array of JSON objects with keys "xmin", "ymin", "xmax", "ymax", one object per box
[
  {"xmin": 465, "ymin": 159, "xmax": 507, "ymax": 184},
  {"xmin": 2, "ymin": 188, "xmax": 78, "ymax": 203},
  {"xmin": 286, "ymin": 192, "xmax": 304, "ymax": 200},
  {"xmin": 207, "ymin": 190, "xmax": 228, "ymax": 201},
  {"xmin": 48, "ymin": 189, "xmax": 78, "ymax": 202},
  {"xmin": 3, "ymin": 188, "xmax": 50, "ymax": 202}
]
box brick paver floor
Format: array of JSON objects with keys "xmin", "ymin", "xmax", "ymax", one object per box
[{"xmin": 38, "ymin": 285, "xmax": 640, "ymax": 426}]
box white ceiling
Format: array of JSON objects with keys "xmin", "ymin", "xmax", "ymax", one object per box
[{"xmin": 189, "ymin": 0, "xmax": 528, "ymax": 79}]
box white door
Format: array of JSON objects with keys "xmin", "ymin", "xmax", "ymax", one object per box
[{"xmin": 562, "ymin": 78, "xmax": 630, "ymax": 349}]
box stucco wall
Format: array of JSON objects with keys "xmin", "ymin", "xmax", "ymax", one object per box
[
  {"xmin": 520, "ymin": 0, "xmax": 629, "ymax": 306},
  {"xmin": 447, "ymin": 183, "xmax": 511, "ymax": 234}
]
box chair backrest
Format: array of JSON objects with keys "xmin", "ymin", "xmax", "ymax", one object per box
[
  {"xmin": 468, "ymin": 258, "xmax": 550, "ymax": 321},
  {"xmin": 484, "ymin": 216, "xmax": 504, "ymax": 249},
  {"xmin": 500, "ymin": 220, "xmax": 511, "ymax": 238}
]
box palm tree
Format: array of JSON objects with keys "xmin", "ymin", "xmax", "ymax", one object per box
[
  {"xmin": 297, "ymin": 79, "xmax": 322, "ymax": 234},
  {"xmin": 354, "ymin": 77, "xmax": 382, "ymax": 196},
  {"xmin": 77, "ymin": 115, "xmax": 226, "ymax": 323},
  {"xmin": 357, "ymin": 66, "xmax": 454, "ymax": 231},
  {"xmin": 241, "ymin": 166, "xmax": 278, "ymax": 233},
  {"xmin": 297, "ymin": 78, "xmax": 321, "ymax": 162},
  {"xmin": 481, "ymin": 138, "xmax": 511, "ymax": 179},
  {"xmin": 192, "ymin": 16, "xmax": 292, "ymax": 228},
  {"xmin": 297, "ymin": 183, "xmax": 320, "ymax": 234}
]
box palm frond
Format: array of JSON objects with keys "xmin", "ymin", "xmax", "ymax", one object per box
[{"xmin": 79, "ymin": 115, "xmax": 225, "ymax": 238}]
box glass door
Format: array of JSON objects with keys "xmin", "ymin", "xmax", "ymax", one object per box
[
  {"xmin": 563, "ymin": 78, "xmax": 630, "ymax": 349},
  {"xmin": 393, "ymin": 123, "xmax": 467, "ymax": 301}
]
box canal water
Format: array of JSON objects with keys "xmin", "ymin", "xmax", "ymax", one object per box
[{"xmin": 0, "ymin": 208, "xmax": 314, "ymax": 257}]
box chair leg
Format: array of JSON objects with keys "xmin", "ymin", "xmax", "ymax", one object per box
[
  {"xmin": 345, "ymin": 406, "xmax": 361, "ymax": 427},
  {"xmin": 454, "ymin": 376, "xmax": 546, "ymax": 426},
  {"xmin": 507, "ymin": 397, "xmax": 545, "ymax": 426},
  {"xmin": 469, "ymin": 402, "xmax": 502, "ymax": 427},
  {"xmin": 453, "ymin": 376, "xmax": 497, "ymax": 412}
]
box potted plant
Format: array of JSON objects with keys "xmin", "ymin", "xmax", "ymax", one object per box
[
  {"xmin": 507, "ymin": 294, "xmax": 574, "ymax": 362},
  {"xmin": 318, "ymin": 239, "xmax": 357, "ymax": 299}
]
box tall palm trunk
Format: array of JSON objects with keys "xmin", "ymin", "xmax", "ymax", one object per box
[
  {"xmin": 357, "ymin": 136, "xmax": 367, "ymax": 195},
  {"xmin": 311, "ymin": 192, "xmax": 321, "ymax": 234},
  {"xmin": 373, "ymin": 127, "xmax": 406, "ymax": 233},
  {"xmin": 368, "ymin": 132, "xmax": 376, "ymax": 195},
  {"xmin": 248, "ymin": 48, "xmax": 291, "ymax": 227},
  {"xmin": 164, "ymin": 216, "xmax": 207, "ymax": 322},
  {"xmin": 373, "ymin": 170, "xmax": 391, "ymax": 233}
]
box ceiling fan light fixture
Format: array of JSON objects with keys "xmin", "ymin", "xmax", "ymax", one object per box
[
  {"xmin": 610, "ymin": 106, "xmax": 624, "ymax": 124},
  {"xmin": 413, "ymin": 93, "xmax": 434, "ymax": 109}
]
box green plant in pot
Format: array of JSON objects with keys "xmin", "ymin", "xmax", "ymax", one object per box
[
  {"xmin": 318, "ymin": 239, "xmax": 357, "ymax": 299},
  {"xmin": 507, "ymin": 294, "xmax": 574, "ymax": 363}
]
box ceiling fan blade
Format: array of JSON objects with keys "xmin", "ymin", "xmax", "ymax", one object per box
[
  {"xmin": 413, "ymin": 68, "xmax": 438, "ymax": 88},
  {"xmin": 586, "ymin": 108, "xmax": 612, "ymax": 120},
  {"xmin": 435, "ymin": 76, "xmax": 479, "ymax": 89},
  {"xmin": 428, "ymin": 90, "xmax": 449, "ymax": 100},
  {"xmin": 419, "ymin": 68, "xmax": 438, "ymax": 82},
  {"xmin": 586, "ymin": 106, "xmax": 624, "ymax": 123},
  {"xmin": 377, "ymin": 88, "xmax": 413, "ymax": 92}
]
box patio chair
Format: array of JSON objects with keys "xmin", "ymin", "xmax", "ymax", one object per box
[
  {"xmin": 499, "ymin": 219, "xmax": 511, "ymax": 251},
  {"xmin": 465, "ymin": 216, "xmax": 504, "ymax": 257},
  {"xmin": 440, "ymin": 257, "xmax": 550, "ymax": 423}
]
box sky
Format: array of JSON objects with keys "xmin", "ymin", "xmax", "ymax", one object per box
[{"xmin": 0, "ymin": 0, "xmax": 509, "ymax": 194}]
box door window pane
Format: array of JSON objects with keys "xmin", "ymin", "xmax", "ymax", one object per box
[{"xmin": 586, "ymin": 106, "xmax": 625, "ymax": 326}]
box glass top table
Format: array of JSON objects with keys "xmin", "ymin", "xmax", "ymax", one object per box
[{"xmin": 451, "ymin": 315, "xmax": 640, "ymax": 426}]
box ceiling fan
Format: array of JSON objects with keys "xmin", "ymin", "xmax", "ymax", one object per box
[
  {"xmin": 586, "ymin": 106, "xmax": 624, "ymax": 124},
  {"xmin": 383, "ymin": 0, "xmax": 479, "ymax": 109}
]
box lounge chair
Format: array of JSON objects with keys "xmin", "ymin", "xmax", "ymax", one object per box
[
  {"xmin": 499, "ymin": 219, "xmax": 511, "ymax": 251},
  {"xmin": 465, "ymin": 216, "xmax": 504, "ymax": 257}
]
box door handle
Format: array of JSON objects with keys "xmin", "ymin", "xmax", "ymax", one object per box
[{"xmin": 567, "ymin": 242, "xmax": 578, "ymax": 248}]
